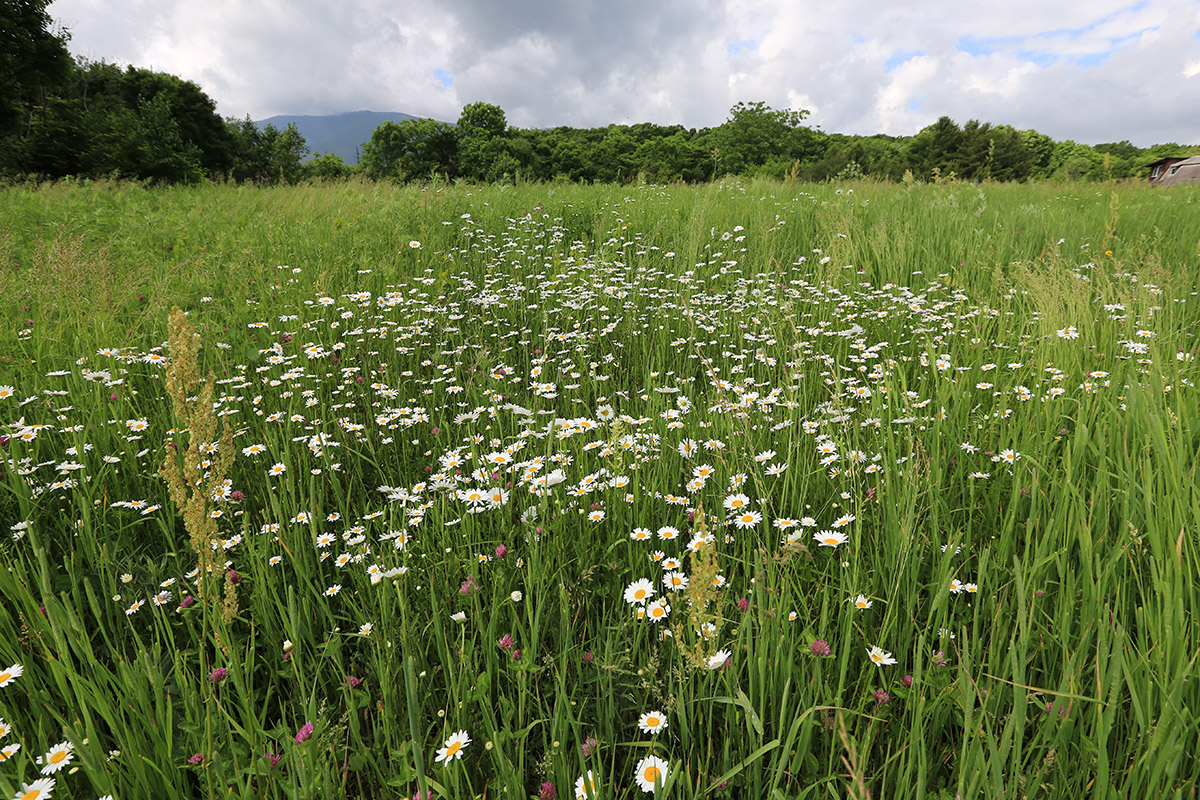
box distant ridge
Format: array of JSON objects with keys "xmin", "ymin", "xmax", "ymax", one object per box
[{"xmin": 254, "ymin": 111, "xmax": 431, "ymax": 164}]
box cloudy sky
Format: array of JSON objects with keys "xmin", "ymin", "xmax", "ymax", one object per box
[{"xmin": 48, "ymin": 0, "xmax": 1200, "ymax": 146}]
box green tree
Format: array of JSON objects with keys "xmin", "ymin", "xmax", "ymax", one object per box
[
  {"xmin": 1019, "ymin": 129, "xmax": 1057, "ymax": 178},
  {"xmin": 226, "ymin": 117, "xmax": 309, "ymax": 184},
  {"xmin": 706, "ymin": 101, "xmax": 820, "ymax": 177},
  {"xmin": 457, "ymin": 102, "xmax": 510, "ymax": 181},
  {"xmin": 0, "ymin": 0, "xmax": 73, "ymax": 135},
  {"xmin": 907, "ymin": 116, "xmax": 963, "ymax": 178},
  {"xmin": 360, "ymin": 118, "xmax": 457, "ymax": 181},
  {"xmin": 303, "ymin": 152, "xmax": 352, "ymax": 180}
]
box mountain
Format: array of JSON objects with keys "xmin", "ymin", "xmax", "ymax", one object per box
[{"xmin": 253, "ymin": 111, "xmax": 428, "ymax": 164}]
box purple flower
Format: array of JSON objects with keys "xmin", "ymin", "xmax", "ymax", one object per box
[
  {"xmin": 345, "ymin": 675, "xmax": 362, "ymax": 689},
  {"xmin": 230, "ymin": 490, "xmax": 245, "ymax": 502},
  {"xmin": 209, "ymin": 667, "xmax": 227, "ymax": 683},
  {"xmin": 494, "ymin": 544, "xmax": 508, "ymax": 559},
  {"xmin": 539, "ymin": 781, "xmax": 557, "ymax": 800},
  {"xmin": 581, "ymin": 737, "xmax": 598, "ymax": 757},
  {"xmin": 497, "ymin": 634, "xmax": 515, "ymax": 651},
  {"xmin": 810, "ymin": 640, "xmax": 831, "ymax": 657},
  {"xmin": 901, "ymin": 674, "xmax": 914, "ymax": 688},
  {"xmin": 265, "ymin": 752, "xmax": 281, "ymax": 768},
  {"xmin": 873, "ymin": 689, "xmax": 890, "ymax": 705},
  {"xmin": 295, "ymin": 721, "xmax": 314, "ymax": 743},
  {"xmin": 511, "ymin": 649, "xmax": 522, "ymax": 661},
  {"xmin": 460, "ymin": 574, "xmax": 477, "ymax": 594},
  {"xmin": 582, "ymin": 651, "xmax": 594, "ymax": 664},
  {"xmin": 227, "ymin": 569, "xmax": 241, "ymax": 585},
  {"xmin": 736, "ymin": 597, "xmax": 749, "ymax": 612},
  {"xmin": 179, "ymin": 595, "xmax": 196, "ymax": 610},
  {"xmin": 187, "ymin": 753, "xmax": 205, "ymax": 764}
]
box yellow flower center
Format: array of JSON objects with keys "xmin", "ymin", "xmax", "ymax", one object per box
[
  {"xmin": 445, "ymin": 742, "xmax": 461, "ymax": 758},
  {"xmin": 634, "ymin": 589, "xmax": 645, "ymax": 599},
  {"xmin": 643, "ymin": 766, "xmax": 662, "ymax": 783},
  {"xmin": 21, "ymin": 790, "xmax": 43, "ymax": 800},
  {"xmin": 50, "ymin": 750, "xmax": 67, "ymax": 764},
  {"xmin": 646, "ymin": 716, "xmax": 659, "ymax": 727},
  {"xmin": 0, "ymin": 672, "xmax": 9, "ymax": 683}
]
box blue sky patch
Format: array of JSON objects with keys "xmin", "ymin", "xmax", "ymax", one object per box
[
  {"xmin": 884, "ymin": 50, "xmax": 925, "ymax": 72},
  {"xmin": 1016, "ymin": 50, "xmax": 1059, "ymax": 68},
  {"xmin": 727, "ymin": 39, "xmax": 758, "ymax": 56},
  {"xmin": 434, "ymin": 68, "xmax": 453, "ymax": 88}
]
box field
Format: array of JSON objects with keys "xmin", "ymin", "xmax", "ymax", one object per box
[{"xmin": 0, "ymin": 177, "xmax": 1198, "ymax": 799}]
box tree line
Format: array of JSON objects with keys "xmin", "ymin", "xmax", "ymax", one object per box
[{"xmin": 3, "ymin": 1, "xmax": 1195, "ymax": 186}]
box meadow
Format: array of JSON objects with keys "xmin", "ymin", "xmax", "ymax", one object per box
[{"xmin": 0, "ymin": 177, "xmax": 1198, "ymax": 799}]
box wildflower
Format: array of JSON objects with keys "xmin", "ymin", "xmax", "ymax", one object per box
[
  {"xmin": 498, "ymin": 634, "xmax": 515, "ymax": 651},
  {"xmin": 0, "ymin": 664, "xmax": 23, "ymax": 688},
  {"xmin": 646, "ymin": 599, "xmax": 671, "ymax": 622},
  {"xmin": 663, "ymin": 571, "xmax": 689, "ymax": 592},
  {"xmin": 358, "ymin": 622, "xmax": 373, "ymax": 636},
  {"xmin": 511, "ymin": 590, "xmax": 523, "ymax": 603},
  {"xmin": 831, "ymin": 513, "xmax": 855, "ymax": 528},
  {"xmin": 732, "ymin": 510, "xmax": 762, "ymax": 529},
  {"xmin": 12, "ymin": 778, "xmax": 55, "ymax": 800},
  {"xmin": 539, "ymin": 782, "xmax": 557, "ymax": 800},
  {"xmin": 707, "ymin": 649, "xmax": 732, "ymax": 670},
  {"xmin": 635, "ymin": 755, "xmax": 669, "ymax": 793},
  {"xmin": 187, "ymin": 753, "xmax": 205, "ymax": 765},
  {"xmin": 0, "ymin": 743, "xmax": 21, "ymax": 762},
  {"xmin": 851, "ymin": 594, "xmax": 873, "ymax": 609},
  {"xmin": 575, "ymin": 769, "xmax": 599, "ymax": 798},
  {"xmin": 873, "ymin": 689, "xmax": 890, "ymax": 705},
  {"xmin": 209, "ymin": 667, "xmax": 228, "ymax": 683},
  {"xmin": 623, "ymin": 579, "xmax": 656, "ymax": 605},
  {"xmin": 723, "ymin": 493, "xmax": 750, "ymax": 510},
  {"xmin": 450, "ymin": 611, "xmax": 467, "ymax": 622},
  {"xmin": 435, "ymin": 730, "xmax": 471, "ymax": 764},
  {"xmin": 901, "ymin": 674, "xmax": 914, "ymax": 688},
  {"xmin": 324, "ymin": 584, "xmax": 342, "ymax": 597},
  {"xmin": 37, "ymin": 741, "xmax": 74, "ymax": 774},
  {"xmin": 637, "ymin": 710, "xmax": 668, "ymax": 734},
  {"xmin": 813, "ymin": 530, "xmax": 847, "ymax": 548},
  {"xmin": 866, "ymin": 646, "xmax": 897, "ymax": 667},
  {"xmin": 268, "ymin": 462, "xmax": 286, "ymax": 476},
  {"xmin": 736, "ymin": 597, "xmax": 749, "ymax": 612},
  {"xmin": 810, "ymin": 640, "xmax": 831, "ymax": 657},
  {"xmin": 295, "ymin": 721, "xmax": 315, "ymax": 743}
]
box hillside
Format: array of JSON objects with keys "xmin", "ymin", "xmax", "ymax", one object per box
[{"xmin": 254, "ymin": 110, "xmax": 426, "ymax": 163}]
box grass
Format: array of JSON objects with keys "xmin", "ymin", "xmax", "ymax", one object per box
[{"xmin": 0, "ymin": 176, "xmax": 1197, "ymax": 799}]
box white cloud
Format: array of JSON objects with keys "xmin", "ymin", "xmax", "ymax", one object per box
[{"xmin": 47, "ymin": 0, "xmax": 1200, "ymax": 145}]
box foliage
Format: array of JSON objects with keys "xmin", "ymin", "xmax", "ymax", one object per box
[
  {"xmin": 0, "ymin": 0, "xmax": 74, "ymax": 137},
  {"xmin": 360, "ymin": 118, "xmax": 457, "ymax": 181},
  {"xmin": 226, "ymin": 116, "xmax": 310, "ymax": 184}
]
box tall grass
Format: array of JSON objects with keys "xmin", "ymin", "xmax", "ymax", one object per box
[{"xmin": 0, "ymin": 177, "xmax": 1197, "ymax": 799}]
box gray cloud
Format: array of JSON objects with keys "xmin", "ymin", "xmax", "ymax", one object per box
[{"xmin": 47, "ymin": 0, "xmax": 1200, "ymax": 145}]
